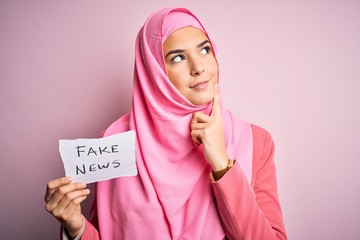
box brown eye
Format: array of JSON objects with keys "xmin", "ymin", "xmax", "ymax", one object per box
[
  {"xmin": 200, "ymin": 46, "xmax": 211, "ymax": 55},
  {"xmin": 171, "ymin": 55, "xmax": 185, "ymax": 63}
]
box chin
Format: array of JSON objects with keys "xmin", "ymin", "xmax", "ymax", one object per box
[
  {"xmin": 187, "ymin": 88, "xmax": 214, "ymax": 105},
  {"xmin": 190, "ymin": 96, "xmax": 213, "ymax": 106}
]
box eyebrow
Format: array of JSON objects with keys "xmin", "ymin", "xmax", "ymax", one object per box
[{"xmin": 164, "ymin": 40, "xmax": 210, "ymax": 59}]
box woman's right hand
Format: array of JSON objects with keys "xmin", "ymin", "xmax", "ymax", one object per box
[{"xmin": 44, "ymin": 177, "xmax": 90, "ymax": 238}]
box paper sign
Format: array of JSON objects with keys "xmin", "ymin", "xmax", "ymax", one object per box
[{"xmin": 59, "ymin": 130, "xmax": 137, "ymax": 183}]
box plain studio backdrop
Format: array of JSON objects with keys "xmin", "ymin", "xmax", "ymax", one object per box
[{"xmin": 1, "ymin": 1, "xmax": 359, "ymax": 239}]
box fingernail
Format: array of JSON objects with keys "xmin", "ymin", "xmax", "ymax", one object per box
[{"xmin": 67, "ymin": 176, "xmax": 73, "ymax": 182}]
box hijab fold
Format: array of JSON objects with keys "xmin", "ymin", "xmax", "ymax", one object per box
[{"xmin": 94, "ymin": 7, "xmax": 253, "ymax": 239}]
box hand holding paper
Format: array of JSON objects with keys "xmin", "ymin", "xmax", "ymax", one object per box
[
  {"xmin": 44, "ymin": 177, "xmax": 88, "ymax": 238},
  {"xmin": 59, "ymin": 130, "xmax": 137, "ymax": 184}
]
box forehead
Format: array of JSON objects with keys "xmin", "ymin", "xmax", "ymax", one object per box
[{"xmin": 163, "ymin": 27, "xmax": 209, "ymax": 49}]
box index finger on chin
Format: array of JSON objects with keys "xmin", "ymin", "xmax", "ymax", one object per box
[{"xmin": 211, "ymin": 83, "xmax": 221, "ymax": 118}]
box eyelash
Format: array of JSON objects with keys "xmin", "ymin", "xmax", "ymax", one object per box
[{"xmin": 170, "ymin": 45, "xmax": 212, "ymax": 63}]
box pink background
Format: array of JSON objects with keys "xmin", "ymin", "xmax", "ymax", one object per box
[{"xmin": 1, "ymin": 1, "xmax": 359, "ymax": 239}]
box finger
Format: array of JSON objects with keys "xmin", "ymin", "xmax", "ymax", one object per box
[
  {"xmin": 211, "ymin": 83, "xmax": 221, "ymax": 118},
  {"xmin": 46, "ymin": 187, "xmax": 90, "ymax": 214},
  {"xmin": 56, "ymin": 188, "xmax": 90, "ymax": 211},
  {"xmin": 45, "ymin": 182, "xmax": 87, "ymax": 211},
  {"xmin": 52, "ymin": 193, "xmax": 89, "ymax": 220},
  {"xmin": 51, "ymin": 182, "xmax": 87, "ymax": 204},
  {"xmin": 190, "ymin": 122, "xmax": 208, "ymax": 131},
  {"xmin": 65, "ymin": 194, "xmax": 89, "ymax": 210},
  {"xmin": 62, "ymin": 195, "xmax": 88, "ymax": 218},
  {"xmin": 45, "ymin": 176, "xmax": 72, "ymax": 202},
  {"xmin": 191, "ymin": 129, "xmax": 203, "ymax": 146},
  {"xmin": 192, "ymin": 112, "xmax": 211, "ymax": 123}
]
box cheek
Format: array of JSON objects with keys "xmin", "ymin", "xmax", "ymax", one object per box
[
  {"xmin": 168, "ymin": 69, "xmax": 186, "ymax": 90},
  {"xmin": 211, "ymin": 62, "xmax": 219, "ymax": 80},
  {"xmin": 207, "ymin": 55, "xmax": 218, "ymax": 71}
]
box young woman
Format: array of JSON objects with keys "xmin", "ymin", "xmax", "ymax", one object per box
[{"xmin": 45, "ymin": 7, "xmax": 287, "ymax": 239}]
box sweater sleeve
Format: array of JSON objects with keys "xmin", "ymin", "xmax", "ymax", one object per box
[
  {"xmin": 78, "ymin": 218, "xmax": 100, "ymax": 240},
  {"xmin": 211, "ymin": 125, "xmax": 287, "ymax": 240}
]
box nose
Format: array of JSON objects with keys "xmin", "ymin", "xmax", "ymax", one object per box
[{"xmin": 190, "ymin": 57, "xmax": 205, "ymax": 76}]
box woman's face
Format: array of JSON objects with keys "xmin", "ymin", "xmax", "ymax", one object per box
[{"xmin": 163, "ymin": 27, "xmax": 219, "ymax": 105}]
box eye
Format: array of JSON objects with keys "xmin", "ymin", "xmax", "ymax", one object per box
[
  {"xmin": 171, "ymin": 55, "xmax": 185, "ymax": 63},
  {"xmin": 200, "ymin": 46, "xmax": 211, "ymax": 55}
]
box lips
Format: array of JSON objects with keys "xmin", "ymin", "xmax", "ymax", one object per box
[{"xmin": 190, "ymin": 80, "xmax": 209, "ymax": 89}]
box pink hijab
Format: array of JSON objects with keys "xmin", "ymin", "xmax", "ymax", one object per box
[{"xmin": 93, "ymin": 7, "xmax": 253, "ymax": 239}]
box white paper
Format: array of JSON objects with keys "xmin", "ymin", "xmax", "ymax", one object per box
[{"xmin": 59, "ymin": 130, "xmax": 137, "ymax": 183}]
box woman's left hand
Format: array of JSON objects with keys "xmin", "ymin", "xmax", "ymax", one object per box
[{"xmin": 190, "ymin": 84, "xmax": 229, "ymax": 171}]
